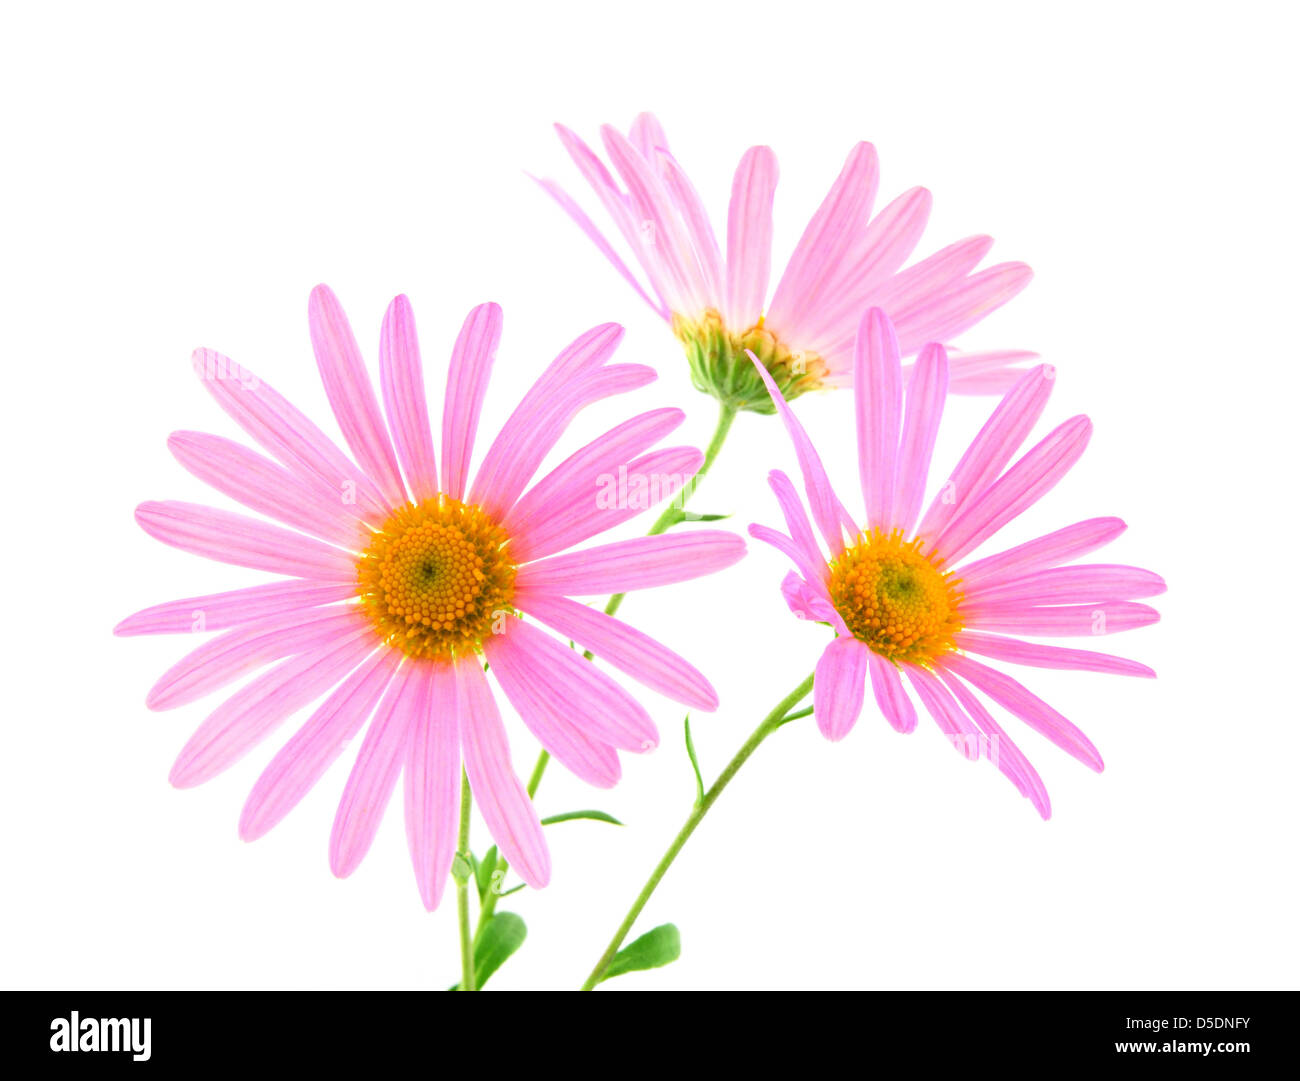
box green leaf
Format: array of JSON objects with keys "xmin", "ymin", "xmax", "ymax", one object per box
[
  {"xmin": 539, "ymin": 809, "xmax": 624, "ymax": 827},
  {"xmin": 600, "ymin": 923, "xmax": 681, "ymax": 983},
  {"xmin": 449, "ymin": 912, "xmax": 527, "ymax": 990},
  {"xmin": 658, "ymin": 506, "xmax": 731, "ymax": 529},
  {"xmin": 684, "ymin": 717, "xmax": 704, "ymax": 806},
  {"xmin": 475, "ymin": 845, "xmax": 499, "ymax": 902}
]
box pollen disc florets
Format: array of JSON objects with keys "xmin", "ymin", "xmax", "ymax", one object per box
[
  {"xmin": 357, "ymin": 498, "xmax": 516, "ymax": 661},
  {"xmin": 828, "ymin": 530, "xmax": 963, "ymax": 665},
  {"xmin": 672, "ymin": 308, "xmax": 827, "ymax": 414}
]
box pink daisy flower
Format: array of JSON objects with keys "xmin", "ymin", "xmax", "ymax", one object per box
[
  {"xmin": 116, "ymin": 285, "xmax": 745, "ymax": 909},
  {"xmin": 537, "ymin": 112, "xmax": 1035, "ymax": 412},
  {"xmin": 748, "ymin": 308, "xmax": 1164, "ymax": 817}
]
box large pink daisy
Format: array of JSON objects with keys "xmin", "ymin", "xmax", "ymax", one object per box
[
  {"xmin": 116, "ymin": 285, "xmax": 745, "ymax": 908},
  {"xmin": 749, "ymin": 308, "xmax": 1164, "ymax": 817},
  {"xmin": 538, "ymin": 112, "xmax": 1035, "ymax": 411}
]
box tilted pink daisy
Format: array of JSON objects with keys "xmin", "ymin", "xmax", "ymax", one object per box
[
  {"xmin": 116, "ymin": 285, "xmax": 745, "ymax": 909},
  {"xmin": 748, "ymin": 308, "xmax": 1164, "ymax": 817},
  {"xmin": 537, "ymin": 112, "xmax": 1035, "ymax": 412}
]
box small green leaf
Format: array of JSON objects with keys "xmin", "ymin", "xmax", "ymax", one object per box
[
  {"xmin": 475, "ymin": 845, "xmax": 499, "ymax": 902},
  {"xmin": 776, "ymin": 704, "xmax": 814, "ymax": 727},
  {"xmin": 684, "ymin": 717, "xmax": 704, "ymax": 806},
  {"xmin": 539, "ymin": 809, "xmax": 624, "ymax": 827},
  {"xmin": 658, "ymin": 507, "xmax": 732, "ymax": 528},
  {"xmin": 449, "ymin": 912, "xmax": 528, "ymax": 990},
  {"xmin": 600, "ymin": 923, "xmax": 681, "ymax": 983}
]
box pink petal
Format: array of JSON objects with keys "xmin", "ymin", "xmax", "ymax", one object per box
[
  {"xmin": 892, "ymin": 341, "xmax": 948, "ymax": 535},
  {"xmin": 482, "ymin": 624, "xmax": 621, "ymax": 787},
  {"xmin": 894, "ymin": 262, "xmax": 1035, "ymax": 357},
  {"xmin": 916, "ymin": 364, "xmax": 1056, "ymax": 542},
  {"xmin": 868, "ymin": 651, "xmax": 917, "ymax": 734},
  {"xmin": 962, "ymin": 601, "xmax": 1161, "ymax": 637},
  {"xmin": 658, "ymin": 149, "xmax": 723, "ymax": 303},
  {"xmin": 307, "ymin": 284, "xmax": 406, "ymax": 507},
  {"xmin": 855, "ymin": 308, "xmax": 903, "ymax": 533},
  {"xmin": 904, "ymin": 665, "xmax": 981, "ymax": 760},
  {"xmin": 515, "ymin": 531, "xmax": 745, "ymax": 596},
  {"xmin": 441, "ymin": 302, "xmax": 502, "ymax": 501},
  {"xmin": 170, "ymin": 628, "xmax": 376, "ymax": 788},
  {"xmin": 379, "ymin": 295, "xmax": 439, "ymax": 504},
  {"xmin": 456, "ymin": 658, "xmax": 550, "ymax": 889},
  {"xmin": 955, "ymin": 517, "xmax": 1129, "ymax": 589},
  {"xmin": 628, "ymin": 111, "xmax": 669, "ymax": 158},
  {"xmin": 767, "ymin": 142, "xmax": 880, "ymax": 336},
  {"xmin": 190, "ymin": 348, "xmax": 391, "ymax": 524},
  {"xmin": 114, "ymin": 580, "xmax": 354, "ymax": 637},
  {"xmin": 724, "ymin": 145, "xmax": 779, "ymax": 330},
  {"xmin": 867, "ymin": 235, "xmax": 995, "ymax": 319},
  {"xmin": 146, "ymin": 608, "xmax": 368, "ymax": 711},
  {"xmin": 936, "ymin": 667, "xmax": 1050, "ymax": 819},
  {"xmin": 135, "ymin": 501, "xmax": 357, "ymax": 581},
  {"xmin": 814, "ymin": 636, "xmax": 868, "ymax": 741},
  {"xmin": 943, "ymin": 654, "xmax": 1104, "ymax": 771},
  {"xmin": 167, "ymin": 431, "xmax": 369, "ymax": 550},
  {"xmin": 404, "ymin": 663, "xmax": 461, "ymax": 911},
  {"xmin": 963, "ymin": 563, "xmax": 1168, "ymax": 607},
  {"xmin": 330, "ymin": 660, "xmax": 423, "ymax": 877},
  {"xmin": 240, "ymin": 649, "xmax": 402, "ymax": 840},
  {"xmin": 748, "ymin": 350, "xmax": 846, "ymax": 553},
  {"xmin": 516, "ymin": 590, "xmax": 718, "ymax": 711},
  {"xmin": 955, "ymin": 631, "xmax": 1156, "ymax": 678},
  {"xmin": 933, "ymin": 415, "xmax": 1092, "ymax": 565},
  {"xmin": 779, "ymin": 571, "xmax": 842, "ymax": 628},
  {"xmin": 508, "ymin": 445, "xmax": 702, "ymax": 563},
  {"xmin": 764, "ymin": 470, "xmax": 830, "ymax": 585}
]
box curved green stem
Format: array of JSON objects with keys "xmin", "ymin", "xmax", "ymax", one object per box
[
  {"xmin": 579, "ymin": 671, "xmax": 816, "ymax": 991},
  {"xmin": 455, "ymin": 770, "xmax": 475, "ymax": 991},
  {"xmin": 467, "ymin": 399, "xmax": 742, "ymax": 944}
]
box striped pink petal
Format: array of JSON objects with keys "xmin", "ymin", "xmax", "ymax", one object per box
[
  {"xmin": 933, "ymin": 415, "xmax": 1092, "ymax": 565},
  {"xmin": 892, "ymin": 342, "xmax": 948, "ymax": 535},
  {"xmin": 867, "ymin": 235, "xmax": 995, "ymax": 317},
  {"xmin": 893, "ymin": 262, "xmax": 1034, "ymax": 357},
  {"xmin": 855, "ymin": 308, "xmax": 903, "ymax": 533},
  {"xmin": 962, "ymin": 601, "xmax": 1161, "ymax": 637},
  {"xmin": 508, "ymin": 445, "xmax": 702, "ymax": 563},
  {"xmin": 905, "ymin": 665, "xmax": 982, "ymax": 760},
  {"xmin": 379, "ymin": 295, "xmax": 439, "ymax": 504},
  {"xmin": 779, "ymin": 571, "xmax": 844, "ymax": 630},
  {"xmin": 814, "ymin": 636, "xmax": 868, "ymax": 741},
  {"xmin": 330, "ymin": 660, "xmax": 423, "ymax": 877},
  {"xmin": 955, "ymin": 631, "xmax": 1156, "ymax": 678},
  {"xmin": 442, "ymin": 302, "xmax": 502, "ymax": 500},
  {"xmin": 963, "ymin": 564, "xmax": 1168, "ymax": 607},
  {"xmin": 404, "ymin": 663, "xmax": 461, "ymax": 911},
  {"xmin": 917, "ymin": 364, "xmax": 1055, "ymax": 542},
  {"xmin": 658, "ymin": 150, "xmax": 723, "ymax": 302},
  {"xmin": 482, "ymin": 625, "xmax": 621, "ymax": 788},
  {"xmin": 936, "ymin": 667, "xmax": 1050, "ymax": 819},
  {"xmin": 515, "ymin": 531, "xmax": 745, "ymax": 596},
  {"xmin": 167, "ymin": 431, "xmax": 369, "ymax": 550},
  {"xmin": 943, "ymin": 654, "xmax": 1103, "ymax": 771},
  {"xmin": 516, "ymin": 590, "xmax": 718, "ymax": 711},
  {"xmin": 628, "ymin": 111, "xmax": 669, "ymax": 158},
  {"xmin": 956, "ymin": 518, "xmax": 1129, "ymax": 589},
  {"xmin": 114, "ymin": 580, "xmax": 354, "ymax": 637},
  {"xmin": 146, "ymin": 608, "xmax": 367, "ymax": 710},
  {"xmin": 456, "ymin": 658, "xmax": 550, "ymax": 889},
  {"xmin": 724, "ymin": 145, "xmax": 778, "ymax": 330},
  {"xmin": 868, "ymin": 652, "xmax": 917, "ymax": 734},
  {"xmin": 169, "ymin": 628, "xmax": 376, "ymax": 788},
  {"xmin": 240, "ymin": 649, "xmax": 402, "ymax": 840},
  {"xmin": 135, "ymin": 501, "xmax": 356, "ymax": 581},
  {"xmin": 748, "ymin": 350, "xmax": 845, "ymax": 553},
  {"xmin": 307, "ymin": 284, "xmax": 406, "ymax": 507},
  {"xmin": 190, "ymin": 349, "xmax": 390, "ymax": 524},
  {"xmin": 765, "ymin": 470, "xmax": 830, "ymax": 585}
]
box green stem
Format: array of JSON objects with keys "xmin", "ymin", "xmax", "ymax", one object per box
[
  {"xmin": 468, "ymin": 399, "xmax": 742, "ymax": 943},
  {"xmin": 455, "ymin": 770, "xmax": 476, "ymax": 991},
  {"xmin": 579, "ymin": 671, "xmax": 816, "ymax": 991}
]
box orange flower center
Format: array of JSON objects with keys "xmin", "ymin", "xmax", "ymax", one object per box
[
  {"xmin": 356, "ymin": 497, "xmax": 516, "ymax": 661},
  {"xmin": 828, "ymin": 530, "xmax": 962, "ymax": 665}
]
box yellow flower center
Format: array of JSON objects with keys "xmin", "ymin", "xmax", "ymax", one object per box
[
  {"xmin": 828, "ymin": 530, "xmax": 962, "ymax": 665},
  {"xmin": 356, "ymin": 497, "xmax": 516, "ymax": 661}
]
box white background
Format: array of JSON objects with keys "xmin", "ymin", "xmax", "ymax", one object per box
[{"xmin": 3, "ymin": 0, "xmax": 1296, "ymax": 991}]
